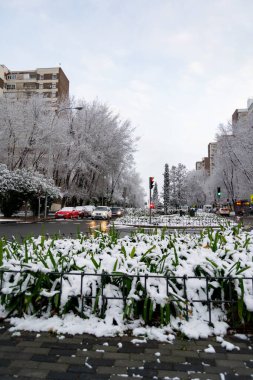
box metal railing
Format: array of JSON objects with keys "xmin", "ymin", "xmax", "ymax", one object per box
[{"xmin": 0, "ymin": 269, "xmax": 252, "ymax": 330}]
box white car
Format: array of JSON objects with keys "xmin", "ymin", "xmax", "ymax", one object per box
[{"xmin": 91, "ymin": 206, "xmax": 112, "ymax": 220}]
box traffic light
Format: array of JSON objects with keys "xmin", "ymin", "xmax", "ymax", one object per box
[
  {"xmin": 217, "ymin": 187, "xmax": 221, "ymax": 198},
  {"xmin": 149, "ymin": 202, "xmax": 155, "ymax": 209},
  {"xmin": 149, "ymin": 177, "xmax": 155, "ymax": 189}
]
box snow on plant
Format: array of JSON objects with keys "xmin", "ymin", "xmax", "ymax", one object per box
[
  {"xmin": 0, "ymin": 225, "xmax": 252, "ymax": 339},
  {"xmin": 114, "ymin": 212, "xmax": 235, "ymax": 228}
]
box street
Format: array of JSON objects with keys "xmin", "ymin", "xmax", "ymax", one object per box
[{"xmin": 0, "ymin": 218, "xmax": 135, "ymax": 241}]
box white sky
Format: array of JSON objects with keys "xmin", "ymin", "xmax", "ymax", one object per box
[{"xmin": 1, "ymin": 0, "xmax": 253, "ymax": 194}]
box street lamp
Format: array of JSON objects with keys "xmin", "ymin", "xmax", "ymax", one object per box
[{"xmin": 44, "ymin": 106, "xmax": 83, "ymax": 218}]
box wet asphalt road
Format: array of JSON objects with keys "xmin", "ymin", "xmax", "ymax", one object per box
[{"xmin": 0, "ymin": 218, "xmax": 133, "ymax": 241}]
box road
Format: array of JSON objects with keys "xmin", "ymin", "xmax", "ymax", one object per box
[
  {"xmin": 0, "ymin": 215, "xmax": 252, "ymax": 242},
  {"xmin": 0, "ymin": 218, "xmax": 134, "ymax": 241}
]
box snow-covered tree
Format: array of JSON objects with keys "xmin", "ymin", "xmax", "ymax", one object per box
[
  {"xmin": 0, "ymin": 95, "xmax": 144, "ymax": 206},
  {"xmin": 163, "ymin": 163, "xmax": 170, "ymax": 214},
  {"xmin": 152, "ymin": 182, "xmax": 159, "ymax": 208}
]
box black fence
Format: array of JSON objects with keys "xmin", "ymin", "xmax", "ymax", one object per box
[{"xmin": 0, "ymin": 269, "xmax": 252, "ymax": 331}]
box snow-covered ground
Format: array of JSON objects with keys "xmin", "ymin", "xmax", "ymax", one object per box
[
  {"xmin": 0, "ymin": 224, "xmax": 252, "ymax": 342},
  {"xmin": 113, "ymin": 212, "xmax": 236, "ymax": 227}
]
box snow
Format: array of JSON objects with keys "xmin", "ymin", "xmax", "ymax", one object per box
[
  {"xmin": 204, "ymin": 344, "xmax": 216, "ymax": 353},
  {"xmin": 0, "ymin": 225, "xmax": 252, "ymax": 341},
  {"xmin": 216, "ymin": 336, "xmax": 240, "ymax": 351}
]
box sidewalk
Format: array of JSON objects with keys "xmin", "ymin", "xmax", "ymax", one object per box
[{"xmin": 0, "ymin": 323, "xmax": 252, "ymax": 380}]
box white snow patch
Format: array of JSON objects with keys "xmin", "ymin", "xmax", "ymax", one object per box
[{"xmin": 204, "ymin": 344, "xmax": 216, "ymax": 353}]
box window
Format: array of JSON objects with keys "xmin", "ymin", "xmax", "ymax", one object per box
[
  {"xmin": 52, "ymin": 83, "xmax": 56, "ymax": 89},
  {"xmin": 52, "ymin": 74, "xmax": 57, "ymax": 80},
  {"xmin": 6, "ymin": 84, "xmax": 16, "ymax": 90},
  {"xmin": 7, "ymin": 74, "xmax": 16, "ymax": 80},
  {"xmin": 40, "ymin": 74, "xmax": 44, "ymax": 80}
]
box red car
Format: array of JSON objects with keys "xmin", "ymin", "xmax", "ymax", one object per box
[{"xmin": 55, "ymin": 207, "xmax": 79, "ymax": 219}]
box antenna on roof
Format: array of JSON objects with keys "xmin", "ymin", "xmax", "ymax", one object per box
[{"xmin": 59, "ymin": 62, "xmax": 61, "ymax": 66}]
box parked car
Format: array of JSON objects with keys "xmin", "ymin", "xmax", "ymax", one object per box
[
  {"xmin": 91, "ymin": 206, "xmax": 112, "ymax": 220},
  {"xmin": 218, "ymin": 206, "xmax": 230, "ymax": 216},
  {"xmin": 82, "ymin": 205, "xmax": 96, "ymax": 217},
  {"xmin": 55, "ymin": 207, "xmax": 79, "ymax": 219},
  {"xmin": 203, "ymin": 204, "xmax": 213, "ymax": 213},
  {"xmin": 179, "ymin": 205, "xmax": 188, "ymax": 215},
  {"xmin": 74, "ymin": 206, "xmax": 90, "ymax": 218},
  {"xmin": 111, "ymin": 207, "xmax": 124, "ymax": 217}
]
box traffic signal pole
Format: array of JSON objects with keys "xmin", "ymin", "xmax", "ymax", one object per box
[
  {"xmin": 149, "ymin": 177, "xmax": 154, "ymax": 224},
  {"xmin": 149, "ymin": 186, "xmax": 152, "ymax": 224}
]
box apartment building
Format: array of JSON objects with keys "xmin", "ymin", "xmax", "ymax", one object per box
[
  {"xmin": 195, "ymin": 157, "xmax": 210, "ymax": 175},
  {"xmin": 232, "ymin": 98, "xmax": 253, "ymax": 132},
  {"xmin": 208, "ymin": 142, "xmax": 217, "ymax": 176},
  {"xmin": 0, "ymin": 65, "xmax": 69, "ymax": 103}
]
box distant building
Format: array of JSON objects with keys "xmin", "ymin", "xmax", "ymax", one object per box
[
  {"xmin": 0, "ymin": 65, "xmax": 69, "ymax": 104},
  {"xmin": 232, "ymin": 98, "xmax": 253, "ymax": 132},
  {"xmin": 195, "ymin": 161, "xmax": 202, "ymax": 171},
  {"xmin": 195, "ymin": 157, "xmax": 210, "ymax": 175},
  {"xmin": 208, "ymin": 142, "xmax": 217, "ymax": 175}
]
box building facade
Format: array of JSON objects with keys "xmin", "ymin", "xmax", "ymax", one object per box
[
  {"xmin": 0, "ymin": 65, "xmax": 69, "ymax": 103},
  {"xmin": 208, "ymin": 142, "xmax": 217, "ymax": 175}
]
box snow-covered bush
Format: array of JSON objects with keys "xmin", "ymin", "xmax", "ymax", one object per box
[
  {"xmin": 0, "ymin": 164, "xmax": 60, "ymax": 216},
  {"xmin": 0, "ymin": 225, "xmax": 252, "ymax": 338}
]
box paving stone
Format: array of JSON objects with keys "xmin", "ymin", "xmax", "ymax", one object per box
[
  {"xmin": 171, "ymin": 349, "xmax": 199, "ymax": 357},
  {"xmin": 92, "ymin": 345, "xmax": 118, "ymax": 352},
  {"xmin": 67, "ymin": 363, "xmax": 96, "ymax": 374},
  {"xmin": 48, "ymin": 348, "xmax": 77, "ymax": 356},
  {"xmin": 157, "ymin": 369, "xmax": 189, "ymax": 379},
  {"xmin": 0, "ymin": 345, "xmax": 22, "ymax": 352},
  {"xmin": 47, "ymin": 371, "xmax": 84, "ymax": 380},
  {"xmin": 38, "ymin": 362, "xmax": 69, "ymax": 371},
  {"xmin": 88, "ymin": 358, "xmax": 115, "ymax": 367},
  {"xmin": 188, "ymin": 374, "xmax": 220, "ymax": 379},
  {"xmin": 31, "ymin": 354, "xmax": 59, "ymax": 363},
  {"xmin": 198, "ymin": 352, "xmax": 228, "ymax": 360},
  {"xmin": 1, "ymin": 351, "xmax": 33, "ymax": 360},
  {"xmin": 173, "ymin": 362, "xmax": 204, "ymax": 372},
  {"xmin": 235, "ymin": 367, "xmax": 253, "ymax": 376},
  {"xmin": 215, "ymin": 359, "xmax": 246, "ymax": 368},
  {"xmin": 0, "ymin": 358, "xmax": 11, "ymax": 367},
  {"xmin": 129, "ymin": 367, "xmax": 158, "ymax": 376},
  {"xmin": 245, "ymin": 360, "xmax": 253, "ymax": 368},
  {"xmin": 114, "ymin": 359, "xmax": 144, "ymax": 367},
  {"xmin": 226, "ymin": 353, "xmax": 253, "ymax": 360},
  {"xmin": 57, "ymin": 356, "xmax": 87, "ymax": 364},
  {"xmin": 224, "ymin": 375, "xmax": 252, "ymax": 380},
  {"xmin": 144, "ymin": 360, "xmax": 174, "ymax": 370},
  {"xmin": 18, "ymin": 368, "xmax": 49, "ymax": 378},
  {"xmin": 10, "ymin": 359, "xmax": 40, "ymax": 368},
  {"xmin": 96, "ymin": 366, "xmax": 129, "ymax": 375},
  {"xmin": 24, "ymin": 347, "xmax": 50, "ymax": 354},
  {"xmin": 103, "ymin": 352, "xmax": 129, "ymax": 360},
  {"xmin": 16, "ymin": 340, "xmax": 43, "ymax": 347}
]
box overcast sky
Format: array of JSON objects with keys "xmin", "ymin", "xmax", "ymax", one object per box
[{"xmin": 1, "ymin": 0, "xmax": 253, "ymax": 193}]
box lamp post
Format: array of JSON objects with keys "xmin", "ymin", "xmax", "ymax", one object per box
[{"xmin": 44, "ymin": 106, "xmax": 83, "ymax": 218}]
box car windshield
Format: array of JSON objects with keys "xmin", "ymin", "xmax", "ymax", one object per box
[
  {"xmin": 95, "ymin": 207, "xmax": 108, "ymax": 211},
  {"xmin": 75, "ymin": 206, "xmax": 83, "ymax": 210},
  {"xmin": 61, "ymin": 207, "xmax": 73, "ymax": 211},
  {"xmin": 111, "ymin": 207, "xmax": 121, "ymax": 211}
]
